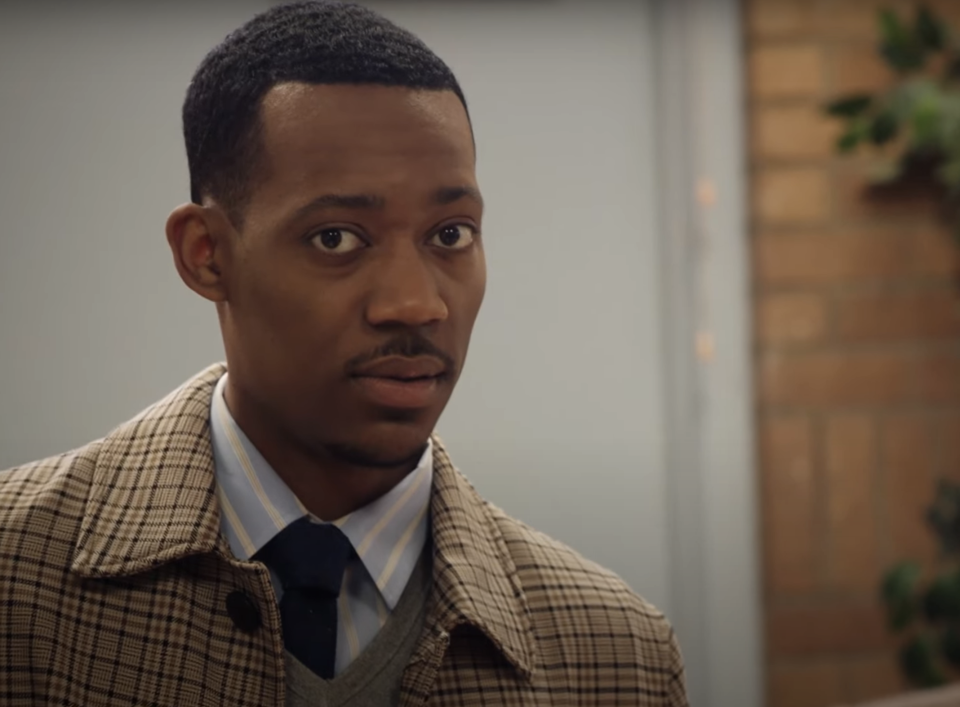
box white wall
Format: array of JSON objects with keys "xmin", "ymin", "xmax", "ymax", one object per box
[{"xmin": 0, "ymin": 4, "xmax": 262, "ymax": 463}]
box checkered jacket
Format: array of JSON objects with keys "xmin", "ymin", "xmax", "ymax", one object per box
[{"xmin": 0, "ymin": 364, "xmax": 688, "ymax": 706}]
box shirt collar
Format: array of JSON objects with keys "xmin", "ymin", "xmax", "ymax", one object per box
[{"xmin": 209, "ymin": 372, "xmax": 433, "ymax": 610}]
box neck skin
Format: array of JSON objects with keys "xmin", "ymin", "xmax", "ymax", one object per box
[{"xmin": 222, "ymin": 380, "xmax": 417, "ymax": 521}]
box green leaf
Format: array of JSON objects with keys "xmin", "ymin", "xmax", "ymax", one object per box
[
  {"xmin": 879, "ymin": 9, "xmax": 927, "ymax": 72},
  {"xmin": 939, "ymin": 95, "xmax": 960, "ymax": 150},
  {"xmin": 881, "ymin": 43, "xmax": 927, "ymax": 73},
  {"xmin": 836, "ymin": 117, "xmax": 871, "ymax": 154},
  {"xmin": 922, "ymin": 573, "xmax": 960, "ymax": 621},
  {"xmin": 879, "ymin": 8, "xmax": 911, "ymax": 47},
  {"xmin": 884, "ymin": 562, "xmax": 922, "ymax": 604},
  {"xmin": 938, "ymin": 158, "xmax": 960, "ymax": 193},
  {"xmin": 890, "ymin": 599, "xmax": 918, "ymax": 632},
  {"xmin": 942, "ymin": 625, "xmax": 960, "ymax": 667},
  {"xmin": 883, "ymin": 562, "xmax": 922, "ymax": 631},
  {"xmin": 916, "ymin": 6, "xmax": 946, "ymax": 52},
  {"xmin": 926, "ymin": 480, "xmax": 960, "ymax": 558},
  {"xmin": 837, "ymin": 129, "xmax": 863, "ymax": 153},
  {"xmin": 825, "ymin": 94, "xmax": 874, "ymax": 118},
  {"xmin": 911, "ymin": 95, "xmax": 942, "ymax": 147},
  {"xmin": 900, "ymin": 634, "xmax": 948, "ymax": 688},
  {"xmin": 869, "ymin": 112, "xmax": 900, "ymax": 144}
]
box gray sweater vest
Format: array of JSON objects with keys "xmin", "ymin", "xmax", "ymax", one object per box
[{"xmin": 284, "ymin": 549, "xmax": 431, "ymax": 707}]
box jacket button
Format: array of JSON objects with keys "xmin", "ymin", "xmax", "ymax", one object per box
[{"xmin": 226, "ymin": 591, "xmax": 261, "ymax": 633}]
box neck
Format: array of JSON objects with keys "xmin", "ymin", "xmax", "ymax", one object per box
[
  {"xmin": 222, "ymin": 383, "xmax": 418, "ymax": 521},
  {"xmin": 277, "ymin": 459, "xmax": 415, "ymax": 522}
]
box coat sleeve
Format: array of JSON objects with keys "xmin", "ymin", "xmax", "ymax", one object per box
[{"xmin": 664, "ymin": 626, "xmax": 689, "ymax": 707}]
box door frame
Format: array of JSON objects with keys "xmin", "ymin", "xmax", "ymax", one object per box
[{"xmin": 654, "ymin": 0, "xmax": 764, "ymax": 704}]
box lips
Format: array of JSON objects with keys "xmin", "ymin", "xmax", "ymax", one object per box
[
  {"xmin": 351, "ymin": 356, "xmax": 448, "ymax": 381},
  {"xmin": 350, "ymin": 356, "xmax": 449, "ymax": 409}
]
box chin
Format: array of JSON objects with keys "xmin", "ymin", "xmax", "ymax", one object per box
[
  {"xmin": 291, "ymin": 391, "xmax": 443, "ymax": 469},
  {"xmin": 324, "ymin": 438, "xmax": 427, "ymax": 469},
  {"xmin": 318, "ymin": 418, "xmax": 433, "ymax": 469}
]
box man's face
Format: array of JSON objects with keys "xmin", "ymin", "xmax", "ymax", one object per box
[{"xmin": 219, "ymin": 83, "xmax": 485, "ymax": 467}]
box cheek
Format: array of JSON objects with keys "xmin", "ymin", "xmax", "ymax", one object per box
[
  {"xmin": 462, "ymin": 252, "xmax": 487, "ymax": 314},
  {"xmin": 246, "ymin": 271, "xmax": 308, "ymax": 326},
  {"xmin": 238, "ymin": 266, "xmax": 351, "ymax": 357},
  {"xmin": 463, "ymin": 281, "xmax": 485, "ymax": 328},
  {"xmin": 473, "ymin": 255, "xmax": 487, "ymax": 310},
  {"xmin": 448, "ymin": 261, "xmax": 486, "ymax": 344}
]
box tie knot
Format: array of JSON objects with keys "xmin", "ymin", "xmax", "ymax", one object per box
[{"xmin": 256, "ymin": 517, "xmax": 354, "ymax": 594}]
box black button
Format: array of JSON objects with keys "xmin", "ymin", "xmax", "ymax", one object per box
[{"xmin": 226, "ymin": 591, "xmax": 261, "ymax": 633}]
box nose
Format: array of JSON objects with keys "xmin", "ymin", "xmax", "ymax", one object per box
[{"xmin": 365, "ymin": 245, "xmax": 448, "ymax": 328}]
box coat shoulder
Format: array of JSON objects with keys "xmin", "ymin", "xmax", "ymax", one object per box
[
  {"xmin": 485, "ymin": 501, "xmax": 688, "ymax": 704},
  {"xmin": 0, "ymin": 441, "xmax": 100, "ymax": 548},
  {"xmin": 487, "ymin": 500, "xmax": 665, "ymax": 623}
]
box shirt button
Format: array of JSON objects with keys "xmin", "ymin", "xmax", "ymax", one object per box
[{"xmin": 226, "ymin": 591, "xmax": 262, "ymax": 633}]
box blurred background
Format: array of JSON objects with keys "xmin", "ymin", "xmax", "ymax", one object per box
[
  {"xmin": 4, "ymin": 0, "xmax": 960, "ymax": 705},
  {"xmin": 751, "ymin": 1, "xmax": 960, "ymax": 706}
]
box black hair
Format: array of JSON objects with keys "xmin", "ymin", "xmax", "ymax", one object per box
[{"xmin": 182, "ymin": 1, "xmax": 468, "ymax": 220}]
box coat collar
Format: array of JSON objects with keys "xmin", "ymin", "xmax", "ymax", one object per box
[
  {"xmin": 70, "ymin": 364, "xmax": 534, "ymax": 679},
  {"xmin": 425, "ymin": 435, "xmax": 535, "ymax": 680}
]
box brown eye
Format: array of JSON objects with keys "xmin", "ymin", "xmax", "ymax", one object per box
[
  {"xmin": 311, "ymin": 228, "xmax": 366, "ymax": 254},
  {"xmin": 431, "ymin": 224, "xmax": 475, "ymax": 250}
]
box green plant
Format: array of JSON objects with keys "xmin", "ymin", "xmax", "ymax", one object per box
[
  {"xmin": 883, "ymin": 480, "xmax": 960, "ymax": 687},
  {"xmin": 825, "ymin": 4, "xmax": 960, "ymax": 690},
  {"xmin": 825, "ymin": 5, "xmax": 960, "ymax": 245}
]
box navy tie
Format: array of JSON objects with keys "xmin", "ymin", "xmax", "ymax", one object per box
[{"xmin": 256, "ymin": 517, "xmax": 354, "ymax": 679}]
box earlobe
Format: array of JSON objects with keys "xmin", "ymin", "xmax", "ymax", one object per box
[{"xmin": 165, "ymin": 203, "xmax": 230, "ymax": 303}]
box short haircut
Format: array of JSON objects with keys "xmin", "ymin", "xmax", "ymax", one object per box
[{"xmin": 182, "ymin": 1, "xmax": 468, "ymax": 221}]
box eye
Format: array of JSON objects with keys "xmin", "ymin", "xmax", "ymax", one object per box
[
  {"xmin": 310, "ymin": 227, "xmax": 366, "ymax": 255},
  {"xmin": 430, "ymin": 224, "xmax": 476, "ymax": 250}
]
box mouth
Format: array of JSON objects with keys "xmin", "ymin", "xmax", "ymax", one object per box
[
  {"xmin": 349, "ymin": 356, "xmax": 450, "ymax": 410},
  {"xmin": 350, "ymin": 374, "xmax": 445, "ymax": 410}
]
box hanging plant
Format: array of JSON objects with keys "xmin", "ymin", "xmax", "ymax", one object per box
[
  {"xmin": 882, "ymin": 480, "xmax": 960, "ymax": 687},
  {"xmin": 825, "ymin": 5, "xmax": 960, "ymax": 245},
  {"xmin": 825, "ymin": 5, "xmax": 960, "ymax": 689}
]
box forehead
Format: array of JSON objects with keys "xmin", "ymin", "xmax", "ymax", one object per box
[{"xmin": 256, "ymin": 82, "xmax": 475, "ymax": 187}]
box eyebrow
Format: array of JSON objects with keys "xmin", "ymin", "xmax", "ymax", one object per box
[
  {"xmin": 434, "ymin": 185, "xmax": 484, "ymax": 210},
  {"xmin": 291, "ymin": 193, "xmax": 386, "ymax": 221},
  {"xmin": 289, "ymin": 185, "xmax": 484, "ymax": 223}
]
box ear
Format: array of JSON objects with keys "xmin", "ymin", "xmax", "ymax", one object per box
[{"xmin": 165, "ymin": 203, "xmax": 232, "ymax": 303}]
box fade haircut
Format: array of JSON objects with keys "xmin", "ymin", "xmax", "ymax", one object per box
[{"xmin": 182, "ymin": 1, "xmax": 468, "ymax": 222}]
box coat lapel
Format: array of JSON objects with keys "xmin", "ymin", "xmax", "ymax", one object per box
[{"xmin": 426, "ymin": 438, "xmax": 536, "ymax": 681}]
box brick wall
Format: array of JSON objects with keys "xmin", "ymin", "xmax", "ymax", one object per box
[{"xmin": 747, "ymin": 1, "xmax": 960, "ymax": 705}]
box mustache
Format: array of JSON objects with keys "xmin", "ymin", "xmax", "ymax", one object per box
[{"xmin": 344, "ymin": 333, "xmax": 457, "ymax": 377}]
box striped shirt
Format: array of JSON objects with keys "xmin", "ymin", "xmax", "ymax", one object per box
[{"xmin": 208, "ymin": 373, "xmax": 432, "ymax": 676}]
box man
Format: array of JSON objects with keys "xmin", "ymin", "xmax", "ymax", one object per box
[{"xmin": 0, "ymin": 3, "xmax": 687, "ymax": 705}]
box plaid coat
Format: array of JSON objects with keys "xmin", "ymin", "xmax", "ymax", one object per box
[{"xmin": 0, "ymin": 364, "xmax": 688, "ymax": 706}]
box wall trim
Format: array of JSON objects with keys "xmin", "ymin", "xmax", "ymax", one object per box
[{"xmin": 654, "ymin": 0, "xmax": 764, "ymax": 704}]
